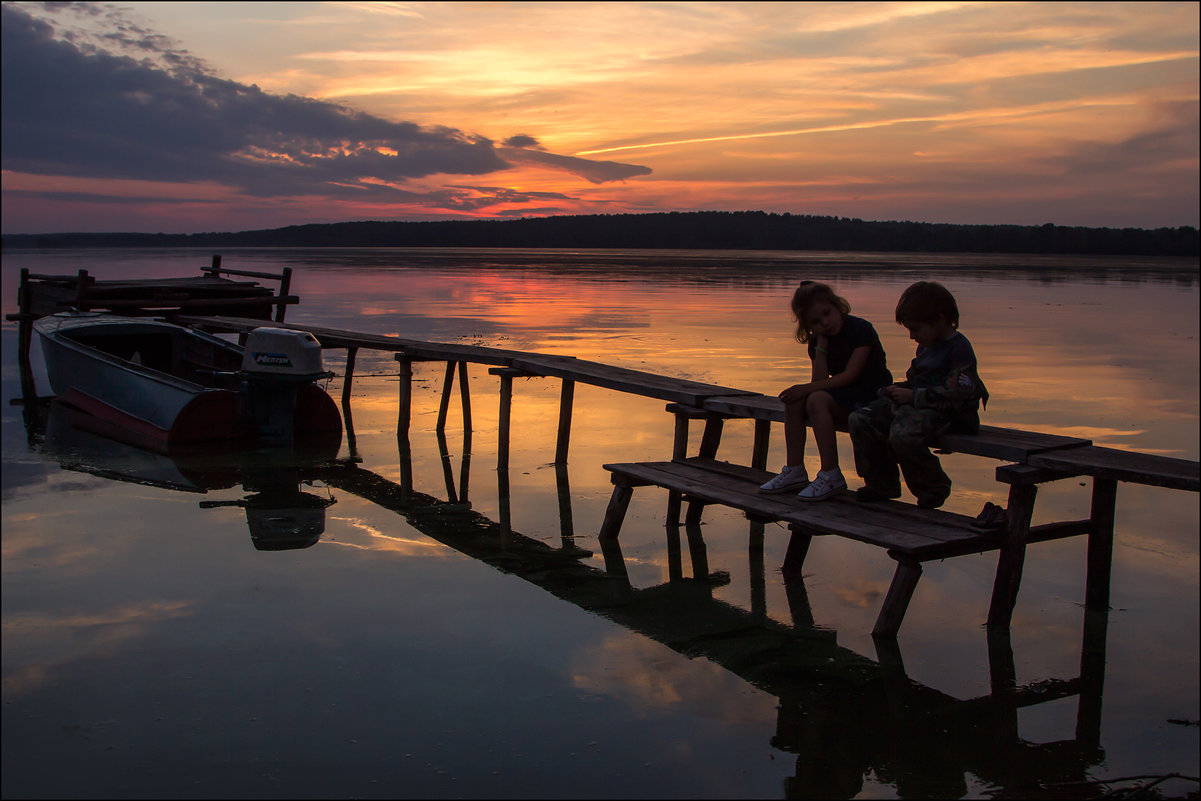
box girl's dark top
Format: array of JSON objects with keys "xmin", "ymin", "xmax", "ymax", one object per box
[{"xmin": 806, "ymin": 314, "xmax": 893, "ymax": 411}]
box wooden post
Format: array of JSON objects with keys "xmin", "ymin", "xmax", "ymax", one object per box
[
  {"xmin": 1085, "ymin": 477, "xmax": 1118, "ymax": 611},
  {"xmin": 598, "ymin": 482, "xmax": 634, "ymax": 541},
  {"xmin": 697, "ymin": 416, "xmax": 724, "ymax": 459},
  {"xmin": 987, "ymin": 479, "xmax": 1038, "ymax": 630},
  {"xmin": 752, "ymin": 419, "xmax": 771, "ymax": 471},
  {"xmin": 554, "ymin": 378, "xmax": 575, "ymax": 464},
  {"xmin": 555, "ymin": 463, "xmax": 576, "ymax": 549},
  {"xmin": 749, "ymin": 521, "xmax": 766, "ymax": 618},
  {"xmin": 458, "ymin": 361, "xmax": 472, "ymax": 432},
  {"xmin": 436, "ymin": 429, "xmax": 458, "ymax": 503},
  {"xmin": 16, "ymin": 268, "xmax": 32, "ymax": 366},
  {"xmin": 667, "ymin": 411, "xmax": 688, "ymax": 525},
  {"xmin": 872, "ymin": 556, "xmax": 923, "ymax": 638},
  {"xmin": 341, "ymin": 347, "xmax": 358, "ymax": 407},
  {"xmin": 666, "ymin": 525, "xmax": 683, "ymax": 581},
  {"xmin": 459, "ymin": 428, "xmax": 472, "ymax": 502},
  {"xmin": 74, "ymin": 269, "xmax": 90, "ymax": 311},
  {"xmin": 395, "ymin": 355, "xmax": 413, "ymax": 434},
  {"xmin": 784, "ymin": 571, "xmax": 816, "ymax": 629},
  {"xmin": 1075, "ymin": 608, "xmax": 1109, "ymax": 750},
  {"xmin": 781, "ymin": 523, "xmax": 812, "ymax": 579},
  {"xmin": 684, "ymin": 520, "xmax": 710, "ymax": 580},
  {"xmin": 498, "ymin": 464, "xmax": 511, "ymax": 533},
  {"xmin": 437, "ymin": 361, "xmax": 457, "ymax": 431},
  {"xmin": 210, "ymin": 254, "xmax": 222, "ymax": 273},
  {"xmin": 497, "ymin": 372, "xmax": 513, "ymax": 472},
  {"xmin": 274, "ymin": 267, "xmax": 292, "ymax": 322}
]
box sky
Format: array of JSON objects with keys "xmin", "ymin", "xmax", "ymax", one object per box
[{"xmin": 1, "ymin": 1, "xmax": 1198, "ymax": 234}]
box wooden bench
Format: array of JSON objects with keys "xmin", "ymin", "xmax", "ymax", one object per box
[{"xmin": 599, "ymin": 458, "xmax": 1108, "ymax": 638}]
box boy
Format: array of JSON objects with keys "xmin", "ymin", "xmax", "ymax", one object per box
[{"xmin": 848, "ymin": 282, "xmax": 988, "ymax": 509}]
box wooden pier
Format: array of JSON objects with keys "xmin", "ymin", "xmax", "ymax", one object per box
[
  {"xmin": 9, "ymin": 260, "xmax": 1197, "ymax": 638},
  {"xmin": 162, "ymin": 309, "xmax": 1199, "ymax": 638}
]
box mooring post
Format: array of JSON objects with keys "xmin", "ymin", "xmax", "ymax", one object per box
[
  {"xmin": 73, "ymin": 269, "xmax": 90, "ymax": 311},
  {"xmin": 341, "ymin": 347, "xmax": 358, "ymax": 408},
  {"xmin": 275, "ymin": 267, "xmax": 292, "ymax": 323},
  {"xmin": 16, "ymin": 268, "xmax": 32, "ymax": 366},
  {"xmin": 1085, "ymin": 477, "xmax": 1118, "ymax": 611},
  {"xmin": 395, "ymin": 354, "xmax": 413, "ymax": 434},
  {"xmin": 555, "ymin": 378, "xmax": 575, "ymax": 464}
]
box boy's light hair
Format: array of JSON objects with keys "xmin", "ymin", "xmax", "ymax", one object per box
[
  {"xmin": 791, "ymin": 280, "xmax": 850, "ymax": 344},
  {"xmin": 895, "ymin": 281, "xmax": 959, "ymax": 329}
]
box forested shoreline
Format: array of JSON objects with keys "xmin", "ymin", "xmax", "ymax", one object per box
[{"xmin": 4, "ymin": 211, "xmax": 1198, "ymax": 257}]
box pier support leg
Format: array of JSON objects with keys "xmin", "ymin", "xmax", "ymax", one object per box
[
  {"xmin": 437, "ymin": 361, "xmax": 457, "ymax": 432},
  {"xmin": 599, "ymin": 482, "xmax": 634, "ymax": 541},
  {"xmin": 873, "ymin": 556, "xmax": 923, "ymax": 638},
  {"xmin": 752, "ymin": 419, "xmax": 771, "ymax": 471},
  {"xmin": 1085, "ymin": 478, "xmax": 1118, "ymax": 612},
  {"xmin": 497, "ymin": 372, "xmax": 513, "ymax": 472},
  {"xmin": 395, "ymin": 355, "xmax": 413, "ymax": 434},
  {"xmin": 1076, "ymin": 608, "xmax": 1109, "ymax": 750},
  {"xmin": 749, "ymin": 520, "xmax": 766, "ymax": 618},
  {"xmin": 781, "ymin": 523, "xmax": 812, "ymax": 580},
  {"xmin": 458, "ymin": 361, "xmax": 472, "ymax": 432},
  {"xmin": 342, "ymin": 347, "xmax": 358, "ymax": 407},
  {"xmin": 685, "ymin": 520, "xmax": 710, "ymax": 580},
  {"xmin": 555, "ymin": 379, "xmax": 575, "ymax": 464},
  {"xmin": 987, "ymin": 482, "xmax": 1038, "ymax": 630},
  {"xmin": 697, "ymin": 416, "xmax": 724, "ymax": 459},
  {"xmin": 667, "ymin": 412, "xmax": 688, "ymax": 525}
]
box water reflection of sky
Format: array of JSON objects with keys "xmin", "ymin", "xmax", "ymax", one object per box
[{"xmin": 2, "ymin": 249, "xmax": 1197, "ymax": 799}]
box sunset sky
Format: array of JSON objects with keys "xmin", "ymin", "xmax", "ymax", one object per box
[{"xmin": 2, "ymin": 1, "xmax": 1198, "ymax": 234}]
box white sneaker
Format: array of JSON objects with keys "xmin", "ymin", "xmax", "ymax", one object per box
[
  {"xmin": 759, "ymin": 464, "xmax": 810, "ymax": 493},
  {"xmin": 797, "ymin": 469, "xmax": 846, "ymax": 502}
]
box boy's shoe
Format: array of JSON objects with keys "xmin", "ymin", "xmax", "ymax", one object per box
[
  {"xmin": 797, "ymin": 469, "xmax": 847, "ymax": 502},
  {"xmin": 759, "ymin": 464, "xmax": 810, "ymax": 493},
  {"xmin": 855, "ymin": 485, "xmax": 902, "ymax": 503},
  {"xmin": 971, "ymin": 502, "xmax": 1007, "ymax": 530}
]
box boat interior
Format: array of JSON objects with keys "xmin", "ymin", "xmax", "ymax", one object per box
[{"xmin": 65, "ymin": 326, "xmax": 246, "ymax": 389}]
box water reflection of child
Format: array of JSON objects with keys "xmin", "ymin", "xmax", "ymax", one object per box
[
  {"xmin": 760, "ymin": 281, "xmax": 893, "ymax": 501},
  {"xmin": 849, "ymin": 281, "xmax": 989, "ymax": 509}
]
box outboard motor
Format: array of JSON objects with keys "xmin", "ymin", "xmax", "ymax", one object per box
[{"xmin": 238, "ymin": 328, "xmax": 330, "ymax": 445}]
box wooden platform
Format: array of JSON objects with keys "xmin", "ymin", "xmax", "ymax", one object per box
[{"xmin": 599, "ymin": 458, "xmax": 1098, "ymax": 637}]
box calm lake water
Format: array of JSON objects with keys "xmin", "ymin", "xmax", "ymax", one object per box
[{"xmin": 2, "ymin": 247, "xmax": 1198, "ymax": 799}]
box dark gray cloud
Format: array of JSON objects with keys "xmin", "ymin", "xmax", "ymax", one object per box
[{"xmin": 0, "ymin": 4, "xmax": 650, "ymax": 203}]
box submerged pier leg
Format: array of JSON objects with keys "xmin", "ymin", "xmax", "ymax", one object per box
[
  {"xmin": 341, "ymin": 347, "xmax": 358, "ymax": 407},
  {"xmin": 437, "ymin": 361, "xmax": 460, "ymax": 432},
  {"xmin": 497, "ymin": 370, "xmax": 514, "ymax": 472},
  {"xmin": 395, "ymin": 355, "xmax": 413, "ymax": 434},
  {"xmin": 458, "ymin": 361, "xmax": 472, "ymax": 432},
  {"xmin": 1085, "ymin": 477, "xmax": 1118, "ymax": 611},
  {"xmin": 987, "ymin": 466, "xmax": 1040, "ymax": 630},
  {"xmin": 555, "ymin": 378, "xmax": 575, "ymax": 464},
  {"xmin": 873, "ymin": 555, "xmax": 923, "ymax": 638}
]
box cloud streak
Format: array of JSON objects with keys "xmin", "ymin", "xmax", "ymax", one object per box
[{"xmin": 0, "ymin": 3, "xmax": 649, "ymax": 213}]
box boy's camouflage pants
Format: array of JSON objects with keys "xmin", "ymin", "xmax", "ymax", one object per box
[{"xmin": 848, "ymin": 398, "xmax": 954, "ymax": 504}]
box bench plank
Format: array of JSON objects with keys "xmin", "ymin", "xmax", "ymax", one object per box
[
  {"xmin": 1028, "ymin": 446, "xmax": 1200, "ymax": 492},
  {"xmin": 604, "ymin": 459, "xmax": 1003, "ymax": 560}
]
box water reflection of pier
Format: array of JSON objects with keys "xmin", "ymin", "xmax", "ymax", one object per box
[
  {"xmin": 22, "ymin": 381, "xmax": 1109, "ymax": 798},
  {"xmin": 314, "ymin": 442, "xmax": 1108, "ymax": 799}
]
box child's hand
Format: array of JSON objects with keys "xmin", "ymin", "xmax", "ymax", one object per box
[
  {"xmin": 779, "ymin": 384, "xmax": 811, "ymax": 404},
  {"xmin": 880, "ymin": 386, "xmax": 913, "ymax": 405}
]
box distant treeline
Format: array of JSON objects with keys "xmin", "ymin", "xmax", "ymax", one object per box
[{"xmin": 4, "ymin": 211, "xmax": 1198, "ymax": 257}]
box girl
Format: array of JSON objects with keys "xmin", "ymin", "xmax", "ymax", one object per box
[{"xmin": 760, "ymin": 281, "xmax": 893, "ymax": 501}]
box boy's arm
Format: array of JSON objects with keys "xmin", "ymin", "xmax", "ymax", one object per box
[{"xmin": 911, "ymin": 338, "xmax": 986, "ymax": 411}]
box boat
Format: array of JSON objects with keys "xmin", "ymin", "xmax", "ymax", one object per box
[{"xmin": 34, "ymin": 312, "xmax": 343, "ymax": 453}]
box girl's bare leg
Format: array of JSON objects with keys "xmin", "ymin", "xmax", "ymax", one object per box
[
  {"xmin": 784, "ymin": 399, "xmax": 808, "ymax": 466},
  {"xmin": 806, "ymin": 392, "xmax": 848, "ymax": 472}
]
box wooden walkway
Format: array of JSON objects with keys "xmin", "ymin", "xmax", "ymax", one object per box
[{"xmin": 162, "ymin": 311, "xmax": 1199, "ymax": 637}]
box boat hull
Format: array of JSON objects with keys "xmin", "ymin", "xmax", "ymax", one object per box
[{"xmin": 35, "ymin": 313, "xmax": 341, "ymax": 453}]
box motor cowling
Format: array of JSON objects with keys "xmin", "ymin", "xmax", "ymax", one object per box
[{"xmin": 238, "ymin": 328, "xmax": 330, "ymax": 444}]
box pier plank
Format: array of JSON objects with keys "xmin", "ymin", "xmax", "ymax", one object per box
[{"xmin": 1029, "ymin": 445, "xmax": 1200, "ymax": 492}]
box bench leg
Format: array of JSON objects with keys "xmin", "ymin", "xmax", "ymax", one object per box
[
  {"xmin": 599, "ymin": 483, "xmax": 634, "ymax": 541},
  {"xmin": 752, "ymin": 419, "xmax": 771, "ymax": 471},
  {"xmin": 436, "ymin": 360, "xmax": 456, "ymax": 431},
  {"xmin": 873, "ymin": 557, "xmax": 923, "ymax": 638},
  {"xmin": 697, "ymin": 416, "xmax": 724, "ymax": 459},
  {"xmin": 987, "ymin": 484, "xmax": 1038, "ymax": 630},
  {"xmin": 781, "ymin": 524, "xmax": 812, "ymax": 580},
  {"xmin": 1085, "ymin": 478, "xmax": 1117, "ymax": 611}
]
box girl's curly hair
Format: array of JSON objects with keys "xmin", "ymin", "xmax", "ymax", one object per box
[{"xmin": 790, "ymin": 281, "xmax": 850, "ymax": 344}]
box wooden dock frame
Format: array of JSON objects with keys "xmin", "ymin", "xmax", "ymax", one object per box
[{"xmin": 159, "ymin": 312, "xmax": 1198, "ymax": 638}]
